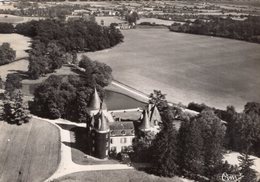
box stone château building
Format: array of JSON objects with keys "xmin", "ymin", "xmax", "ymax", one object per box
[{"xmin": 87, "ymin": 88, "xmax": 161, "ymax": 159}]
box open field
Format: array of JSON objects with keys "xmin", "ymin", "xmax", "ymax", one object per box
[
  {"xmin": 53, "ymin": 170, "xmax": 186, "ymax": 182},
  {"xmin": 95, "ymin": 16, "xmax": 125, "ymax": 26},
  {"xmin": 0, "ymin": 14, "xmax": 44, "ymax": 24},
  {"xmin": 0, "ymin": 118, "xmax": 60, "ymax": 182},
  {"xmin": 0, "ymin": 33, "xmax": 31, "ymax": 58},
  {"xmin": 87, "ymin": 28, "xmax": 260, "ymax": 111},
  {"xmin": 137, "ymin": 18, "xmax": 177, "ymax": 26},
  {"xmin": 0, "ymin": 33, "xmax": 30, "ymax": 80},
  {"xmin": 0, "ymin": 14, "xmax": 23, "ymax": 23}
]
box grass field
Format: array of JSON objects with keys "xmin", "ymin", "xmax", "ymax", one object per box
[
  {"xmin": 87, "ymin": 28, "xmax": 260, "ymax": 111},
  {"xmin": 0, "ymin": 33, "xmax": 31, "ymax": 59},
  {"xmin": 0, "ymin": 118, "xmax": 60, "ymax": 182},
  {"xmin": 0, "ymin": 33, "xmax": 31, "ymax": 80},
  {"xmin": 137, "ymin": 18, "xmax": 177, "ymax": 26},
  {"xmin": 95, "ymin": 16, "xmax": 125, "ymax": 26},
  {"xmin": 0, "ymin": 14, "xmax": 23, "ymax": 23},
  {"xmin": 53, "ymin": 170, "xmax": 185, "ymax": 182}
]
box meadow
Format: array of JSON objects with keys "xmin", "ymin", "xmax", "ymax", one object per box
[
  {"xmin": 0, "ymin": 118, "xmax": 60, "ymax": 182},
  {"xmin": 87, "ymin": 28, "xmax": 260, "ymax": 111},
  {"xmin": 0, "ymin": 33, "xmax": 30, "ymax": 80},
  {"xmin": 53, "ymin": 170, "xmax": 185, "ymax": 182}
]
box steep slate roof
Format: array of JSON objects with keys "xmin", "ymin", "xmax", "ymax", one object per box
[
  {"xmin": 149, "ymin": 105, "xmax": 162, "ymax": 125},
  {"xmin": 88, "ymin": 88, "xmax": 101, "ymax": 110},
  {"xmin": 109, "ymin": 121, "xmax": 135, "ymax": 136},
  {"xmin": 139, "ymin": 110, "xmax": 151, "ymax": 131},
  {"xmin": 111, "ymin": 110, "xmax": 143, "ymax": 121},
  {"xmin": 94, "ymin": 111, "xmax": 110, "ymax": 132}
]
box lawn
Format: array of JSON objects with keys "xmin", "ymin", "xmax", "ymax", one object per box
[
  {"xmin": 87, "ymin": 28, "xmax": 260, "ymax": 111},
  {"xmin": 53, "ymin": 170, "xmax": 186, "ymax": 182},
  {"xmin": 0, "ymin": 14, "xmax": 24, "ymax": 23},
  {"xmin": 0, "ymin": 33, "xmax": 31, "ymax": 59},
  {"xmin": 0, "ymin": 33, "xmax": 31, "ymax": 81},
  {"xmin": 0, "ymin": 118, "xmax": 60, "ymax": 182},
  {"xmin": 137, "ymin": 18, "xmax": 178, "ymax": 26},
  {"xmin": 95, "ymin": 16, "xmax": 125, "ymax": 26}
]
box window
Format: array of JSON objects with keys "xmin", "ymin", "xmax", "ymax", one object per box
[
  {"xmin": 106, "ymin": 133, "xmax": 109, "ymax": 139},
  {"xmin": 121, "ymin": 130, "xmax": 126, "ymax": 135},
  {"xmin": 110, "ymin": 138, "xmax": 113, "ymax": 144},
  {"xmin": 92, "ymin": 147, "xmax": 95, "ymax": 152},
  {"xmin": 120, "ymin": 138, "xmax": 127, "ymax": 144},
  {"xmin": 106, "ymin": 149, "xmax": 108, "ymax": 156},
  {"xmin": 110, "ymin": 131, "xmax": 114, "ymax": 136},
  {"xmin": 121, "ymin": 146, "xmax": 127, "ymax": 152},
  {"xmin": 110, "ymin": 146, "xmax": 116, "ymax": 152}
]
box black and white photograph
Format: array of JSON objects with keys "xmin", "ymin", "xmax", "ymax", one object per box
[{"xmin": 0, "ymin": 0, "xmax": 260, "ymax": 181}]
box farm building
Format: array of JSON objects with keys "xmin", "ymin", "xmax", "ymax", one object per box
[{"xmin": 87, "ymin": 88, "xmax": 161, "ymax": 159}]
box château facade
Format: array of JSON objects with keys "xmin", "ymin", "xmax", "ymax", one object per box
[{"xmin": 87, "ymin": 88, "xmax": 161, "ymax": 159}]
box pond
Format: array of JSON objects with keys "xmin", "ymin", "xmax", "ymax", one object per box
[{"xmin": 104, "ymin": 90, "xmax": 147, "ymax": 111}]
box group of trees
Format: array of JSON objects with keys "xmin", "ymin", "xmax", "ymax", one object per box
[
  {"xmin": 0, "ymin": 43, "xmax": 16, "ymax": 66},
  {"xmin": 0, "ymin": 23, "xmax": 14, "ymax": 33},
  {"xmin": 30, "ymin": 56, "xmax": 112, "ymax": 122},
  {"xmin": 169, "ymin": 16, "xmax": 260, "ymax": 44},
  {"xmin": 0, "ymin": 74, "xmax": 30, "ymax": 125},
  {"xmin": 15, "ymin": 19, "xmax": 123, "ymax": 79},
  {"xmin": 16, "ymin": 19, "xmax": 123, "ymax": 52},
  {"xmin": 188, "ymin": 101, "xmax": 260, "ymax": 158},
  {"xmin": 133, "ymin": 91, "xmax": 259, "ymax": 181}
]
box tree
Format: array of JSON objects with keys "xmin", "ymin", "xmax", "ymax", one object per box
[
  {"xmin": 0, "ymin": 76, "xmax": 3, "ymax": 89},
  {"xmin": 238, "ymin": 152, "xmax": 257, "ymax": 182},
  {"xmin": 0, "ymin": 23, "xmax": 14, "ymax": 33},
  {"xmin": 3, "ymin": 90, "xmax": 30, "ymax": 125},
  {"xmin": 5, "ymin": 74, "xmax": 22, "ymax": 96},
  {"xmin": 197, "ymin": 110, "xmax": 226, "ymax": 177},
  {"xmin": 177, "ymin": 118, "xmax": 204, "ymax": 176},
  {"xmin": 149, "ymin": 90, "xmax": 168, "ymax": 112},
  {"xmin": 126, "ymin": 11, "xmax": 139, "ymax": 25},
  {"xmin": 0, "ymin": 43, "xmax": 16, "ymax": 65},
  {"xmin": 132, "ymin": 131, "xmax": 156, "ymax": 162},
  {"xmin": 151, "ymin": 115, "xmax": 178, "ymax": 177},
  {"xmin": 79, "ymin": 56, "xmax": 113, "ymax": 87}
]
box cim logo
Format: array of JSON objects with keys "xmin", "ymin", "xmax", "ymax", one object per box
[{"xmin": 221, "ymin": 172, "xmax": 243, "ymax": 182}]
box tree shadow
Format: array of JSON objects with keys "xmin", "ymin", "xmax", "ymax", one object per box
[{"xmin": 62, "ymin": 126, "xmax": 89, "ymax": 154}]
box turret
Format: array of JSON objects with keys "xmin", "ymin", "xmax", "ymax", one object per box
[
  {"xmin": 149, "ymin": 105, "xmax": 161, "ymax": 126},
  {"xmin": 88, "ymin": 88, "xmax": 101, "ymax": 116},
  {"xmin": 91, "ymin": 110, "xmax": 110, "ymax": 159},
  {"xmin": 139, "ymin": 110, "xmax": 151, "ymax": 132}
]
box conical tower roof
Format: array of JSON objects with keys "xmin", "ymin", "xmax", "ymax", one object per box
[
  {"xmin": 96, "ymin": 111, "xmax": 109, "ymax": 132},
  {"xmin": 90, "ymin": 115, "xmax": 95, "ymax": 128},
  {"xmin": 139, "ymin": 110, "xmax": 151, "ymax": 131},
  {"xmin": 88, "ymin": 88, "xmax": 101, "ymax": 110},
  {"xmin": 150, "ymin": 105, "xmax": 161, "ymax": 125}
]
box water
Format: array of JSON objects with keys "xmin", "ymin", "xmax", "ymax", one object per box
[{"xmin": 104, "ymin": 90, "xmax": 146, "ymax": 110}]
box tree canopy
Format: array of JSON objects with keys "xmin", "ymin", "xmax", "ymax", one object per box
[
  {"xmin": 31, "ymin": 56, "xmax": 111, "ymax": 122},
  {"xmin": 0, "ymin": 43, "xmax": 16, "ymax": 66},
  {"xmin": 170, "ymin": 16, "xmax": 260, "ymax": 44}
]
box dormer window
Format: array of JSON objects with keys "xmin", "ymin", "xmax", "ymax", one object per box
[
  {"xmin": 110, "ymin": 131, "xmax": 115, "ymax": 136},
  {"xmin": 121, "ymin": 130, "xmax": 126, "ymax": 135}
]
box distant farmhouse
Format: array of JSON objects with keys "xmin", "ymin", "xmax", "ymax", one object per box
[{"xmin": 87, "ymin": 88, "xmax": 161, "ymax": 159}]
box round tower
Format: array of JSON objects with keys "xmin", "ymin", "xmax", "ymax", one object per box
[{"xmin": 91, "ymin": 111, "xmax": 110, "ymax": 159}]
